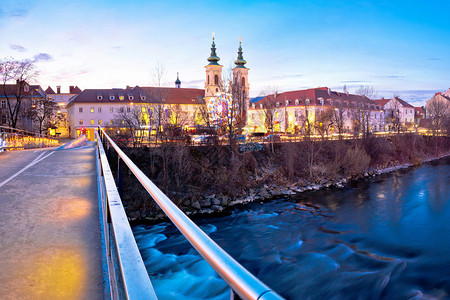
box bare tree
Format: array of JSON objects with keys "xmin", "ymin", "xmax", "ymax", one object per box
[
  {"xmin": 332, "ymin": 102, "xmax": 346, "ymax": 140},
  {"xmin": 354, "ymin": 85, "xmax": 378, "ymax": 100},
  {"xmin": 113, "ymin": 105, "xmax": 147, "ymax": 147},
  {"xmin": 0, "ymin": 57, "xmax": 39, "ymax": 129},
  {"xmin": 426, "ymin": 96, "xmax": 450, "ymax": 135},
  {"xmin": 314, "ymin": 107, "xmax": 334, "ymax": 140},
  {"xmin": 261, "ymin": 95, "xmax": 280, "ymax": 152},
  {"xmin": 27, "ymin": 97, "xmax": 58, "ymax": 135}
]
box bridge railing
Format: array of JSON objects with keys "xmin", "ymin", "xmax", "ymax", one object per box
[
  {"xmin": 95, "ymin": 131, "xmax": 157, "ymax": 300},
  {"xmin": 0, "ymin": 126, "xmax": 59, "ymax": 151},
  {"xmin": 96, "ymin": 126, "xmax": 284, "ymax": 300}
]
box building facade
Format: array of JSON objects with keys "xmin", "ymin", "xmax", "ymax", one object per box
[
  {"xmin": 374, "ymin": 97, "xmax": 415, "ymax": 131},
  {"xmin": 247, "ymin": 87, "xmax": 384, "ymax": 136}
]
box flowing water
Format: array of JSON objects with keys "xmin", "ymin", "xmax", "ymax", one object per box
[{"xmin": 133, "ymin": 157, "xmax": 450, "ymax": 299}]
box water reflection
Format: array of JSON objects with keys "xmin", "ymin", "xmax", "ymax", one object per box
[{"xmin": 134, "ymin": 157, "xmax": 450, "ymax": 299}]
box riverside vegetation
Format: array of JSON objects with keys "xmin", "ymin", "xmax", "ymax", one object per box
[{"xmin": 109, "ymin": 135, "xmax": 450, "ymax": 222}]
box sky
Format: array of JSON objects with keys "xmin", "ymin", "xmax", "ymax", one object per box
[{"xmin": 1, "ymin": 0, "xmax": 449, "ymax": 106}]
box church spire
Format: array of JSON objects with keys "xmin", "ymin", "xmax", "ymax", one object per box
[
  {"xmin": 207, "ymin": 32, "xmax": 220, "ymax": 65},
  {"xmin": 175, "ymin": 72, "xmax": 181, "ymax": 88},
  {"xmin": 234, "ymin": 37, "xmax": 247, "ymax": 68}
]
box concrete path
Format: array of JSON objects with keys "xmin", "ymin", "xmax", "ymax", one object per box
[{"xmin": 0, "ymin": 143, "xmax": 104, "ymax": 299}]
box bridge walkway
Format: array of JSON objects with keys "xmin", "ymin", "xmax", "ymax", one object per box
[{"xmin": 0, "ymin": 142, "xmax": 104, "ymax": 299}]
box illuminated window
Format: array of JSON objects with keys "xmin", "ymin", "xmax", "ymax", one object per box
[
  {"xmin": 90, "ymin": 119, "xmax": 94, "ymax": 125},
  {"xmin": 98, "ymin": 107, "xmax": 101, "ymax": 113},
  {"xmin": 276, "ymin": 112, "xmax": 279, "ymax": 118},
  {"xmin": 98, "ymin": 120, "xmax": 102, "ymax": 125},
  {"xmin": 141, "ymin": 107, "xmax": 146, "ymax": 112},
  {"xmin": 79, "ymin": 119, "xmax": 83, "ymax": 125},
  {"xmin": 110, "ymin": 107, "xmax": 114, "ymax": 113},
  {"xmin": 119, "ymin": 96, "xmax": 124, "ymax": 101},
  {"xmin": 90, "ymin": 107, "xmax": 94, "ymax": 113},
  {"xmin": 110, "ymin": 120, "xmax": 113, "ymax": 125},
  {"xmin": 79, "ymin": 107, "xmax": 83, "ymax": 113}
]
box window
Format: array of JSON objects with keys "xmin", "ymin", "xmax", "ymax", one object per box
[
  {"xmin": 110, "ymin": 96, "xmax": 115, "ymax": 101},
  {"xmin": 260, "ymin": 103, "xmax": 263, "ymax": 109},
  {"xmin": 129, "ymin": 95, "xmax": 134, "ymax": 101},
  {"xmin": 141, "ymin": 95, "xmax": 146, "ymax": 101},
  {"xmin": 97, "ymin": 95, "xmax": 103, "ymax": 100},
  {"xmin": 98, "ymin": 120, "xmax": 102, "ymax": 125},
  {"xmin": 276, "ymin": 102, "xmax": 280, "ymax": 107},
  {"xmin": 110, "ymin": 120, "xmax": 113, "ymax": 125},
  {"xmin": 252, "ymin": 103, "xmax": 255, "ymax": 109},
  {"xmin": 305, "ymin": 99, "xmax": 310, "ymax": 105},
  {"xmin": 90, "ymin": 119, "xmax": 95, "ymax": 125},
  {"xmin": 285, "ymin": 100, "xmax": 289, "ymax": 106},
  {"xmin": 110, "ymin": 107, "xmax": 114, "ymax": 113},
  {"xmin": 1, "ymin": 114, "xmax": 6, "ymax": 124},
  {"xmin": 295, "ymin": 111, "xmax": 299, "ymax": 117},
  {"xmin": 98, "ymin": 107, "xmax": 101, "ymax": 113},
  {"xmin": 214, "ymin": 75, "xmax": 219, "ymax": 85},
  {"xmin": 207, "ymin": 75, "xmax": 210, "ymax": 85},
  {"xmin": 241, "ymin": 77, "xmax": 245, "ymax": 87},
  {"xmin": 251, "ymin": 113, "xmax": 255, "ymax": 120},
  {"xmin": 119, "ymin": 96, "xmax": 124, "ymax": 101},
  {"xmin": 79, "ymin": 107, "xmax": 83, "ymax": 113},
  {"xmin": 91, "ymin": 107, "xmax": 94, "ymax": 113},
  {"xmin": 295, "ymin": 99, "xmax": 299, "ymax": 105},
  {"xmin": 79, "ymin": 119, "xmax": 83, "ymax": 125},
  {"xmin": 141, "ymin": 107, "xmax": 146, "ymax": 112},
  {"xmin": 1, "ymin": 100, "xmax": 6, "ymax": 108},
  {"xmin": 126, "ymin": 107, "xmax": 131, "ymax": 113}
]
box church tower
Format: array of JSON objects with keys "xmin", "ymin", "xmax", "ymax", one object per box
[
  {"xmin": 205, "ymin": 33, "xmax": 223, "ymax": 99},
  {"xmin": 175, "ymin": 72, "xmax": 181, "ymax": 88},
  {"xmin": 232, "ymin": 37, "xmax": 250, "ymax": 120}
]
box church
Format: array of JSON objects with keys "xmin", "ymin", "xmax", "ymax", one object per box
[{"xmin": 66, "ymin": 36, "xmax": 251, "ymax": 140}]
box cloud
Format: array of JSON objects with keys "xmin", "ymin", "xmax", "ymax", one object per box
[
  {"xmin": 10, "ymin": 44, "xmax": 27, "ymax": 52},
  {"xmin": 183, "ymin": 79, "xmax": 204, "ymax": 85},
  {"xmin": 11, "ymin": 9, "xmax": 27, "ymax": 17},
  {"xmin": 377, "ymin": 75, "xmax": 405, "ymax": 79},
  {"xmin": 340, "ymin": 80, "xmax": 372, "ymax": 83},
  {"xmin": 271, "ymin": 74, "xmax": 303, "ymax": 79},
  {"xmin": 33, "ymin": 53, "xmax": 52, "ymax": 62}
]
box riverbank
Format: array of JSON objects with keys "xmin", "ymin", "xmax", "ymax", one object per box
[{"xmin": 119, "ymin": 135, "xmax": 450, "ymax": 222}]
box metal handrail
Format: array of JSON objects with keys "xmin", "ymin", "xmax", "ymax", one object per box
[
  {"xmin": 96, "ymin": 131, "xmax": 157, "ymax": 300},
  {"xmin": 97, "ymin": 126, "xmax": 284, "ymax": 300}
]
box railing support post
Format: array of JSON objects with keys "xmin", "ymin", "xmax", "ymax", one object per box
[{"xmin": 117, "ymin": 157, "xmax": 123, "ymax": 197}]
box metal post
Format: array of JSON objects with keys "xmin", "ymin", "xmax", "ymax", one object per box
[{"xmin": 117, "ymin": 157, "xmax": 123, "ymax": 197}]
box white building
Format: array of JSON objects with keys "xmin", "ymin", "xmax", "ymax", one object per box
[
  {"xmin": 374, "ymin": 97, "xmax": 415, "ymax": 131},
  {"xmin": 247, "ymin": 87, "xmax": 384, "ymax": 135}
]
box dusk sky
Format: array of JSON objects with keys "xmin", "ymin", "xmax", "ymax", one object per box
[{"xmin": 1, "ymin": 0, "xmax": 449, "ymax": 106}]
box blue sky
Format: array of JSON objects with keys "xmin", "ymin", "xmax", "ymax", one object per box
[{"xmin": 1, "ymin": 0, "xmax": 449, "ymax": 106}]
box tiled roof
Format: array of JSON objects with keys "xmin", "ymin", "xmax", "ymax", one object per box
[
  {"xmin": 374, "ymin": 97, "xmax": 414, "ymax": 108},
  {"xmin": 67, "ymin": 86, "xmax": 206, "ymax": 107},
  {"xmin": 0, "ymin": 83, "xmax": 43, "ymax": 97},
  {"xmin": 374, "ymin": 99, "xmax": 390, "ymax": 106},
  {"xmin": 140, "ymin": 87, "xmax": 205, "ymax": 105},
  {"xmin": 45, "ymin": 86, "xmax": 55, "ymax": 94},
  {"xmin": 70, "ymin": 86, "xmax": 82, "ymax": 94},
  {"xmin": 251, "ymin": 87, "xmax": 379, "ymax": 110},
  {"xmin": 414, "ymin": 107, "xmax": 424, "ymax": 117}
]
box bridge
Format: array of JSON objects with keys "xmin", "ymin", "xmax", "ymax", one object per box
[{"xmin": 0, "ymin": 127, "xmax": 284, "ymax": 300}]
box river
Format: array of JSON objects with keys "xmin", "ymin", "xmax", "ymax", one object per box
[{"xmin": 133, "ymin": 157, "xmax": 450, "ymax": 299}]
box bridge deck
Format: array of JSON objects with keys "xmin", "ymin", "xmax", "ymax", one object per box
[{"xmin": 0, "ymin": 143, "xmax": 104, "ymax": 299}]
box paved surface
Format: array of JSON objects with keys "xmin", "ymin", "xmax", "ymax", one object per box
[{"xmin": 0, "ymin": 143, "xmax": 104, "ymax": 299}]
